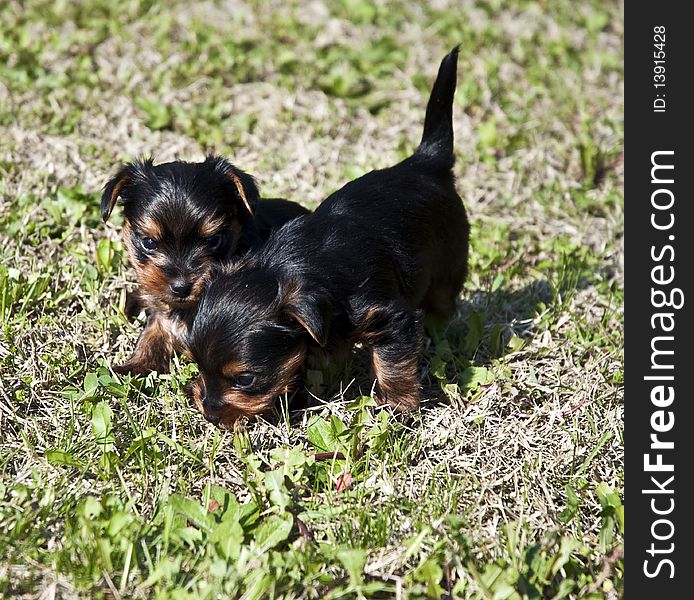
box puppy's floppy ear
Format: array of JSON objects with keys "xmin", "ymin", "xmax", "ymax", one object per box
[
  {"xmin": 101, "ymin": 165, "xmax": 132, "ymax": 222},
  {"xmin": 283, "ymin": 289, "xmax": 330, "ymax": 347},
  {"xmin": 208, "ymin": 155, "xmax": 260, "ymax": 216},
  {"xmin": 100, "ymin": 158, "xmax": 153, "ymax": 222}
]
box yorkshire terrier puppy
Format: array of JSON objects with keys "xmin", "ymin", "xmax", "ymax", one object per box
[
  {"xmin": 101, "ymin": 156, "xmax": 309, "ymax": 375},
  {"xmin": 188, "ymin": 48, "xmax": 469, "ymax": 426}
]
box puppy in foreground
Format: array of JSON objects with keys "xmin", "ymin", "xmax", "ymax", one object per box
[
  {"xmin": 101, "ymin": 156, "xmax": 309, "ymax": 375},
  {"xmin": 189, "ymin": 48, "xmax": 469, "ymax": 426}
]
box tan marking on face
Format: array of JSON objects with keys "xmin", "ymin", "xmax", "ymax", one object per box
[
  {"xmin": 135, "ymin": 261, "xmax": 170, "ymax": 299},
  {"xmin": 193, "ymin": 347, "xmax": 308, "ymax": 427},
  {"xmin": 221, "ymin": 360, "xmax": 254, "ymax": 380},
  {"xmin": 276, "ymin": 348, "xmax": 307, "ymax": 384},
  {"xmin": 198, "ymin": 216, "xmax": 225, "ymax": 238},
  {"xmin": 137, "ymin": 216, "xmax": 163, "ymax": 241},
  {"xmin": 186, "ymin": 274, "xmax": 208, "ymax": 304},
  {"xmin": 124, "ymin": 222, "xmax": 208, "ymax": 308},
  {"xmin": 190, "ymin": 377, "xmax": 274, "ymax": 427},
  {"xmin": 123, "ymin": 221, "xmax": 134, "ymax": 257}
]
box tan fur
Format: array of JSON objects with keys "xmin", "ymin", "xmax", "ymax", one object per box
[
  {"xmin": 229, "ymin": 172, "xmax": 254, "ymax": 215},
  {"xmin": 114, "ymin": 312, "xmax": 186, "ymax": 375},
  {"xmin": 221, "ymin": 360, "xmax": 255, "ymax": 380},
  {"xmin": 103, "ymin": 174, "xmax": 129, "ymax": 218},
  {"xmin": 137, "ymin": 216, "xmax": 163, "ymax": 241},
  {"xmin": 199, "ymin": 217, "xmax": 226, "ymax": 237},
  {"xmin": 192, "ymin": 348, "xmax": 307, "ymax": 427},
  {"xmin": 123, "ymin": 221, "xmax": 212, "ymax": 309},
  {"xmin": 370, "ymin": 349, "xmax": 420, "ymax": 411},
  {"xmin": 117, "ymin": 222, "xmax": 192, "ymax": 373}
]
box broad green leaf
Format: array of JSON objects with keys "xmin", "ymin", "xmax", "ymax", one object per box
[
  {"xmin": 345, "ymin": 395, "xmax": 377, "ymax": 412},
  {"xmin": 460, "ymin": 366, "xmax": 491, "ymax": 392},
  {"xmin": 599, "ymin": 514, "xmax": 615, "ymax": 552},
  {"xmin": 106, "ymin": 511, "xmax": 132, "ymax": 537},
  {"xmin": 269, "ymin": 446, "xmax": 314, "ymax": 482},
  {"xmin": 143, "ymin": 557, "xmax": 182, "ymax": 587},
  {"xmin": 83, "ymin": 372, "xmax": 99, "ymax": 396},
  {"xmin": 45, "ymin": 449, "xmax": 83, "ymax": 468},
  {"xmin": 551, "ymin": 537, "xmax": 581, "ymax": 576},
  {"xmin": 253, "ymin": 513, "xmax": 293, "ymax": 550},
  {"xmin": 464, "ymin": 311, "xmax": 485, "ymax": 354},
  {"xmin": 81, "ymin": 496, "xmax": 102, "ymax": 519},
  {"xmin": 264, "ymin": 469, "xmax": 291, "ymax": 511},
  {"xmin": 168, "ymin": 494, "xmax": 215, "ymax": 532},
  {"xmin": 336, "ymin": 547, "xmax": 366, "ymax": 586},
  {"xmin": 430, "ymin": 356, "xmax": 447, "ymax": 380},
  {"xmin": 414, "ymin": 556, "xmax": 444, "ymax": 598},
  {"xmin": 210, "ymin": 519, "xmax": 244, "ymax": 560},
  {"xmin": 615, "ymin": 505, "xmax": 624, "ymax": 533},
  {"xmin": 172, "ymin": 525, "xmax": 204, "ymax": 546},
  {"xmin": 96, "ymin": 238, "xmax": 114, "ymax": 273},
  {"xmin": 207, "ymin": 485, "xmax": 241, "ymax": 521},
  {"xmin": 123, "ymin": 427, "xmax": 157, "ymax": 461},
  {"xmin": 595, "ymin": 482, "xmax": 622, "ymax": 510},
  {"xmin": 91, "ymin": 401, "xmax": 114, "ymax": 451},
  {"xmin": 307, "ymin": 415, "xmax": 347, "ymax": 453}
]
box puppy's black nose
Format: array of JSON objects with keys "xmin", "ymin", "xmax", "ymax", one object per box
[
  {"xmin": 204, "ymin": 413, "xmax": 221, "ymax": 425},
  {"xmin": 170, "ymin": 280, "xmax": 192, "ymax": 298}
]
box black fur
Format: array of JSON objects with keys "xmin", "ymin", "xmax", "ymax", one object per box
[
  {"xmin": 101, "ymin": 155, "xmax": 309, "ymax": 375},
  {"xmin": 189, "ymin": 48, "xmax": 469, "ymax": 425}
]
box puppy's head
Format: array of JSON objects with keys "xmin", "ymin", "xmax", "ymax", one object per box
[
  {"xmin": 101, "ymin": 156, "xmax": 259, "ymax": 310},
  {"xmin": 187, "ymin": 265, "xmax": 329, "ymax": 427}
]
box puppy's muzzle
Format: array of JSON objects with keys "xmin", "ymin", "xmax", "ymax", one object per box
[
  {"xmin": 170, "ymin": 279, "xmax": 193, "ymax": 298},
  {"xmin": 199, "ymin": 386, "xmax": 224, "ymax": 424}
]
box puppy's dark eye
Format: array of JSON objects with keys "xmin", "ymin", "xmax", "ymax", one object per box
[
  {"xmin": 234, "ymin": 373, "xmax": 256, "ymax": 389},
  {"xmin": 141, "ymin": 237, "xmax": 158, "ymax": 251},
  {"xmin": 207, "ymin": 234, "xmax": 225, "ymax": 250}
]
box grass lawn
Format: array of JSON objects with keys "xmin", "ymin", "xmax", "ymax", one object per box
[{"xmin": 0, "ymin": 1, "xmax": 623, "ymax": 598}]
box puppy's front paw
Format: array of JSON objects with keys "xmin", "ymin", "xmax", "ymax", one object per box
[
  {"xmin": 375, "ymin": 383, "xmax": 420, "ymax": 412},
  {"xmin": 124, "ymin": 290, "xmax": 144, "ymax": 320}
]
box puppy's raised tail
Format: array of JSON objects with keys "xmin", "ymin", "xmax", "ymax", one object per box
[{"xmin": 414, "ymin": 46, "xmax": 459, "ymax": 171}]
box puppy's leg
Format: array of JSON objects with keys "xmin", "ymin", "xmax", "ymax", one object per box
[
  {"xmin": 114, "ymin": 313, "xmax": 176, "ymax": 375},
  {"xmin": 358, "ymin": 302, "xmax": 423, "ymax": 411},
  {"xmin": 124, "ymin": 288, "xmax": 144, "ymax": 320},
  {"xmin": 422, "ymin": 283, "xmax": 458, "ymax": 318}
]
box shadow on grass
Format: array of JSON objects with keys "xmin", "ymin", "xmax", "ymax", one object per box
[
  {"xmin": 286, "ymin": 252, "xmax": 602, "ymax": 421},
  {"xmin": 288, "ymin": 279, "xmax": 556, "ymax": 417}
]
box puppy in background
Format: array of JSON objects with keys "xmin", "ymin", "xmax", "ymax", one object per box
[
  {"xmin": 101, "ymin": 156, "xmax": 309, "ymax": 375},
  {"xmin": 188, "ymin": 47, "xmax": 469, "ymax": 426}
]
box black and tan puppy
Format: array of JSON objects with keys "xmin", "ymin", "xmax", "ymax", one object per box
[
  {"xmin": 188, "ymin": 48, "xmax": 469, "ymax": 425},
  {"xmin": 101, "ymin": 156, "xmax": 309, "ymax": 375}
]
